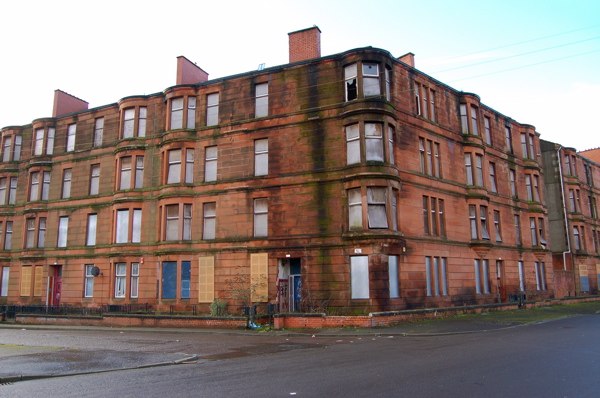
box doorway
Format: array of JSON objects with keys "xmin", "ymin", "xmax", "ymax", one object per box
[
  {"xmin": 48, "ymin": 265, "xmax": 62, "ymax": 306},
  {"xmin": 277, "ymin": 258, "xmax": 301, "ymax": 312},
  {"xmin": 495, "ymin": 260, "xmax": 507, "ymax": 303}
]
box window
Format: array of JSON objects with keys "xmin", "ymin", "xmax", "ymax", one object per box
[
  {"xmin": 388, "ymin": 126, "xmax": 395, "ymax": 164},
  {"xmin": 115, "ymin": 263, "xmax": 126, "ymax": 298},
  {"xmin": 350, "ymin": 256, "xmax": 369, "ymax": 299},
  {"xmin": 465, "ymin": 154, "xmax": 473, "ymax": 185},
  {"xmin": 538, "ymin": 217, "xmax": 547, "ymax": 245},
  {"xmin": 521, "ymin": 133, "xmax": 536, "ymax": 160},
  {"xmin": 203, "ymin": 202, "xmax": 216, "ymax": 240},
  {"xmin": 525, "ymin": 175, "xmax": 533, "ymax": 201},
  {"xmin": 0, "ymin": 178, "xmax": 7, "ymax": 205},
  {"xmin": 40, "ymin": 171, "xmax": 49, "ymax": 201},
  {"xmin": 367, "ymin": 187, "xmax": 388, "ymax": 228},
  {"xmin": 122, "ymin": 106, "xmax": 147, "ymax": 138},
  {"xmin": 37, "ymin": 217, "xmax": 46, "ymax": 248},
  {"xmin": 489, "ymin": 162, "xmax": 497, "ymax": 193},
  {"xmin": 162, "ymin": 261, "xmax": 177, "ymax": 299},
  {"xmin": 57, "ymin": 216, "xmax": 69, "ymax": 247},
  {"xmin": 204, "ymin": 146, "xmax": 217, "ymax": 182},
  {"xmin": 61, "ymin": 168, "xmax": 72, "ymax": 199},
  {"xmin": 480, "ymin": 206, "xmax": 490, "ymax": 240},
  {"xmin": 362, "ymin": 63, "xmax": 380, "ymax": 96},
  {"xmin": 255, "ymin": 83, "xmax": 268, "ymax": 117},
  {"xmin": 460, "ymin": 104, "xmax": 468, "ymax": 134},
  {"xmin": 365, "ymin": 123, "xmax": 384, "ymax": 162},
  {"xmin": 164, "ymin": 203, "xmax": 192, "ymax": 241},
  {"xmin": 25, "ymin": 218, "xmax": 35, "ymax": 248},
  {"xmin": 465, "ymin": 153, "xmax": 483, "ymax": 186},
  {"xmin": 130, "ymin": 262, "xmax": 139, "ymax": 298},
  {"xmin": 514, "ymin": 214, "xmax": 522, "ymax": 245},
  {"xmin": 533, "ymin": 175, "xmax": 541, "ymax": 202},
  {"xmin": 469, "ymin": 205, "xmax": 478, "ymax": 240},
  {"xmin": 118, "ymin": 155, "xmax": 144, "ymax": 190},
  {"xmin": 66, "ymin": 123, "xmax": 76, "ymax": 152},
  {"xmin": 484, "ymin": 117, "xmax": 492, "ymax": 145},
  {"xmin": 254, "ymin": 198, "xmax": 268, "ymax": 237},
  {"xmin": 385, "ymin": 66, "xmax": 391, "ymax": 101},
  {"xmin": 418, "ymin": 137, "xmax": 441, "ymax": 177},
  {"xmin": 470, "ymin": 106, "xmax": 479, "ymax": 136},
  {"xmin": 475, "ymin": 154, "xmax": 484, "ymax": 187},
  {"xmin": 504, "ymin": 125, "xmax": 513, "ymax": 154},
  {"xmin": 29, "ymin": 172, "xmax": 40, "ymax": 202},
  {"xmin": 345, "ymin": 64, "xmax": 358, "ymax": 101},
  {"xmin": 33, "ymin": 127, "xmax": 55, "ymax": 156},
  {"xmin": 509, "ymin": 169, "xmax": 517, "ymax": 198},
  {"xmin": 1, "ymin": 266, "xmax": 9, "ymax": 297},
  {"xmin": 181, "ymin": 261, "xmax": 191, "ymax": 299},
  {"xmin": 589, "ymin": 195, "xmax": 598, "ymax": 219},
  {"xmin": 89, "ymin": 164, "xmax": 100, "ymax": 195},
  {"xmin": 0, "ymin": 176, "xmax": 18, "ymax": 205},
  {"xmin": 346, "ymin": 124, "xmax": 360, "ymax": 165},
  {"xmin": 20, "ymin": 265, "xmax": 32, "ymax": 297},
  {"xmin": 391, "ymin": 189, "xmax": 398, "ymax": 231},
  {"xmin": 4, "ymin": 221, "xmax": 13, "ymax": 250},
  {"xmin": 1, "ymin": 134, "xmax": 22, "ymax": 162},
  {"xmin": 415, "ymin": 83, "xmax": 436, "ymax": 121},
  {"xmin": 187, "ymin": 97, "xmax": 196, "ymax": 129},
  {"xmin": 348, "ymin": 188, "xmax": 362, "ymax": 230},
  {"xmin": 115, "ymin": 208, "xmax": 142, "ymax": 244},
  {"xmin": 573, "ymin": 226, "xmax": 582, "ymax": 251},
  {"xmin": 460, "ymin": 104, "xmax": 479, "ymax": 135},
  {"xmin": 254, "ymin": 139, "xmax": 269, "ymax": 176},
  {"xmin": 206, "ymin": 93, "xmax": 219, "ymax": 126},
  {"xmin": 93, "ymin": 118, "xmax": 104, "ymax": 147},
  {"xmin": 24, "ymin": 215, "xmax": 45, "ymax": 249},
  {"xmin": 162, "ymin": 148, "xmax": 193, "ymax": 185},
  {"xmin": 474, "ymin": 259, "xmax": 490, "ymax": 295},
  {"xmin": 84, "ymin": 264, "xmax": 95, "ymax": 298},
  {"xmin": 568, "ymin": 189, "xmax": 577, "ymax": 212},
  {"xmin": 425, "ymin": 256, "xmax": 448, "ymax": 297},
  {"xmin": 423, "ymin": 196, "xmax": 446, "ymax": 237},
  {"xmin": 518, "ymin": 260, "xmax": 525, "ymax": 291},
  {"xmin": 493, "ymin": 210, "xmax": 502, "ymax": 242},
  {"xmin": 170, "ymin": 97, "xmax": 184, "ymax": 129},
  {"xmin": 86, "ymin": 214, "xmax": 97, "ymax": 246},
  {"xmin": 388, "ymin": 255, "xmax": 399, "ymax": 298},
  {"xmin": 534, "ymin": 262, "xmax": 547, "ymax": 291},
  {"xmin": 250, "ymin": 253, "xmax": 268, "ymax": 302},
  {"xmin": 584, "ymin": 162, "xmax": 594, "ymax": 186},
  {"xmin": 198, "ymin": 256, "xmax": 215, "ymax": 303}
]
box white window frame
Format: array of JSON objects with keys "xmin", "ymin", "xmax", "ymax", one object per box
[
  {"xmin": 350, "ymin": 255, "xmax": 369, "ymax": 299},
  {"xmin": 255, "ymin": 83, "xmax": 268, "ymax": 117},
  {"xmin": 66, "ymin": 124, "xmax": 76, "ymax": 152},
  {"xmin": 130, "ymin": 262, "xmax": 140, "ymax": 298},
  {"xmin": 93, "ymin": 117, "xmax": 104, "ymax": 147},
  {"xmin": 86, "ymin": 213, "xmax": 97, "ymax": 246},
  {"xmin": 206, "ymin": 93, "xmax": 219, "ymax": 126},
  {"xmin": 388, "ymin": 255, "xmax": 399, "ymax": 298},
  {"xmin": 114, "ymin": 263, "xmax": 126, "ymax": 298},
  {"xmin": 254, "ymin": 139, "xmax": 268, "ymax": 176},
  {"xmin": 203, "ymin": 202, "xmax": 216, "ymax": 240},
  {"xmin": 84, "ymin": 264, "xmax": 95, "ymax": 298},
  {"xmin": 57, "ymin": 216, "xmax": 69, "ymax": 248},
  {"xmin": 253, "ymin": 198, "xmax": 268, "ymax": 237},
  {"xmin": 204, "ymin": 146, "xmax": 218, "ymax": 182}
]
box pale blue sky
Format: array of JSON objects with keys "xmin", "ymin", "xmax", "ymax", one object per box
[{"xmin": 1, "ymin": 0, "xmax": 599, "ymax": 150}]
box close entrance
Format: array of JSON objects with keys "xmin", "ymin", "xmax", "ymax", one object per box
[{"xmin": 277, "ymin": 258, "xmax": 301, "ymax": 312}]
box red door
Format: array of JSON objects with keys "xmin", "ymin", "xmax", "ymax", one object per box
[{"xmin": 50, "ymin": 265, "xmax": 62, "ymax": 306}]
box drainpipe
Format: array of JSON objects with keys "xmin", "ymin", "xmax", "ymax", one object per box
[{"xmin": 556, "ymin": 144, "xmax": 571, "ymax": 272}]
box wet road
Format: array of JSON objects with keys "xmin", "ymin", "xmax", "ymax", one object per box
[{"xmin": 1, "ymin": 315, "xmax": 599, "ymax": 397}]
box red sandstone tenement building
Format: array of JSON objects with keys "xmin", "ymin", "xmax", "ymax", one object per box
[{"xmin": 0, "ymin": 27, "xmax": 598, "ymax": 314}]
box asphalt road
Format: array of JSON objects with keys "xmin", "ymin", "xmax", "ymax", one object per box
[{"xmin": 1, "ymin": 315, "xmax": 599, "ymax": 397}]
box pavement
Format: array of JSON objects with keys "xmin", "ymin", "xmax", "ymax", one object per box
[{"xmin": 1, "ymin": 301, "xmax": 598, "ymax": 384}]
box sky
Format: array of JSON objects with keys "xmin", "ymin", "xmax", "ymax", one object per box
[{"xmin": 1, "ymin": 0, "xmax": 599, "ymax": 151}]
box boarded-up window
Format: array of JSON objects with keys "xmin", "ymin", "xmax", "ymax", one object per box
[
  {"xmin": 20, "ymin": 266, "xmax": 32, "ymax": 296},
  {"xmin": 351, "ymin": 256, "xmax": 369, "ymax": 299},
  {"xmin": 250, "ymin": 253, "xmax": 268, "ymax": 302},
  {"xmin": 198, "ymin": 256, "xmax": 215, "ymax": 303},
  {"xmin": 579, "ymin": 264, "xmax": 589, "ymax": 292},
  {"xmin": 33, "ymin": 266, "xmax": 43, "ymax": 297}
]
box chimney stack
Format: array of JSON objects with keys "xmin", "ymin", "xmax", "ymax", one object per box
[
  {"xmin": 176, "ymin": 56, "xmax": 209, "ymax": 85},
  {"xmin": 398, "ymin": 52, "xmax": 415, "ymax": 68},
  {"xmin": 288, "ymin": 26, "xmax": 321, "ymax": 63},
  {"xmin": 52, "ymin": 89, "xmax": 88, "ymax": 117}
]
